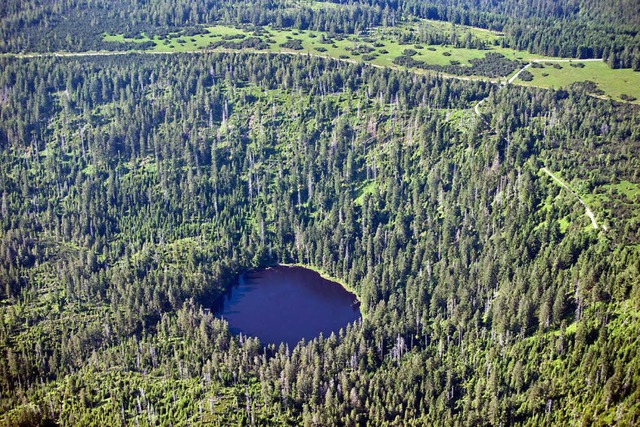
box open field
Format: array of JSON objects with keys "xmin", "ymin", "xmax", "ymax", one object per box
[
  {"xmin": 98, "ymin": 20, "xmax": 637, "ymax": 103},
  {"xmin": 103, "ymin": 21, "xmax": 549, "ymax": 66},
  {"xmin": 519, "ymin": 61, "xmax": 640, "ymax": 103},
  {"xmin": 104, "ymin": 25, "xmax": 247, "ymax": 53}
]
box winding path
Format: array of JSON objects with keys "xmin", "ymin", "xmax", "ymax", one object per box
[
  {"xmin": 472, "ymin": 59, "xmax": 605, "ymax": 232},
  {"xmin": 474, "ymin": 58, "xmax": 604, "ymax": 115},
  {"xmin": 541, "ymin": 168, "xmax": 600, "ymax": 230},
  {"xmin": 5, "ymin": 49, "xmax": 605, "ymax": 91},
  {"xmin": 3, "ymin": 49, "xmax": 494, "ymax": 86}
]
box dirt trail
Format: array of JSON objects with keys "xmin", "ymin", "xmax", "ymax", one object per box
[
  {"xmin": 471, "ymin": 58, "xmax": 605, "ymax": 112},
  {"xmin": 5, "ymin": 49, "xmax": 603, "ymax": 90},
  {"xmin": 540, "ymin": 168, "xmax": 600, "ymax": 230},
  {"xmin": 471, "ymin": 59, "xmax": 604, "ymax": 232},
  {"xmin": 507, "ymin": 58, "xmax": 602, "ymax": 85}
]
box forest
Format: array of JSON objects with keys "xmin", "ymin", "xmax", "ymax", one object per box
[
  {"xmin": 1, "ymin": 50, "xmax": 639, "ymax": 426},
  {"xmin": 1, "ymin": 1, "xmax": 640, "ymax": 426}
]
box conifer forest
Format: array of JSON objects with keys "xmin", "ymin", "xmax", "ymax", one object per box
[{"xmin": 0, "ymin": 1, "xmax": 639, "ymax": 425}]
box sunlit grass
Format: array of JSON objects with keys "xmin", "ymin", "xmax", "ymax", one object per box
[
  {"xmin": 102, "ymin": 21, "xmax": 639, "ymax": 101},
  {"xmin": 519, "ymin": 61, "xmax": 640, "ymax": 103}
]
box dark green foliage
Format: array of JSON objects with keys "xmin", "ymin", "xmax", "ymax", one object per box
[
  {"xmin": 394, "ymin": 52, "xmax": 523, "ymax": 77},
  {"xmin": 280, "ymin": 39, "xmax": 304, "ymax": 50},
  {"xmin": 518, "ymin": 70, "xmax": 534, "ymax": 81},
  {"xmin": 570, "ymin": 80, "xmax": 605, "ymax": 95},
  {"xmin": 222, "ymin": 33, "xmax": 246, "ymax": 41},
  {"xmin": 351, "ymin": 44, "xmax": 375, "ymax": 55}
]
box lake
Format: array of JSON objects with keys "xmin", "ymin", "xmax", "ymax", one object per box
[{"xmin": 216, "ymin": 265, "xmax": 361, "ymax": 347}]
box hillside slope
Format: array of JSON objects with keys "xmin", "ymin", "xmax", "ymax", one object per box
[{"xmin": 1, "ymin": 52, "xmax": 639, "ymax": 425}]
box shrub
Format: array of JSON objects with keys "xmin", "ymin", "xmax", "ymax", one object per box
[
  {"xmin": 518, "ymin": 70, "xmax": 534, "ymax": 81},
  {"xmin": 280, "ymin": 39, "xmax": 303, "ymax": 50}
]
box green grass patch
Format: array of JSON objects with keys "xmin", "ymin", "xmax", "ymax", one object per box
[
  {"xmin": 518, "ymin": 61, "xmax": 640, "ymax": 103},
  {"xmin": 101, "ymin": 22, "xmax": 559, "ymax": 72},
  {"xmin": 101, "ymin": 22, "xmax": 638, "ymax": 100},
  {"xmin": 308, "ymin": 1, "xmax": 349, "ymax": 10},
  {"xmin": 606, "ymin": 180, "xmax": 640, "ymax": 201},
  {"xmin": 103, "ymin": 34, "xmax": 127, "ymax": 43},
  {"xmin": 104, "ymin": 26, "xmax": 247, "ymax": 53},
  {"xmin": 557, "ymin": 217, "xmax": 570, "ymax": 234},
  {"xmin": 354, "ymin": 180, "xmax": 376, "ymax": 206},
  {"xmin": 436, "ymin": 108, "xmax": 477, "ymax": 133}
]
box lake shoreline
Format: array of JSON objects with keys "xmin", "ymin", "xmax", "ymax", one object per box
[{"xmin": 276, "ymin": 263, "xmax": 365, "ymax": 316}]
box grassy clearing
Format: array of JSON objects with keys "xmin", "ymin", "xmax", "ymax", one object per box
[
  {"xmin": 437, "ymin": 108, "xmax": 477, "ymax": 133},
  {"xmin": 102, "ymin": 21, "xmax": 554, "ymax": 71},
  {"xmin": 540, "ymin": 168, "xmax": 640, "ymax": 236},
  {"xmin": 519, "ymin": 61, "xmax": 640, "ymax": 103},
  {"xmin": 354, "ymin": 181, "xmax": 376, "ymax": 206},
  {"xmin": 538, "ymin": 168, "xmax": 593, "ymax": 231},
  {"xmin": 607, "ymin": 181, "xmax": 640, "ymax": 201},
  {"xmin": 102, "ymin": 20, "xmax": 639, "ymax": 101},
  {"xmin": 309, "ymin": 1, "xmax": 348, "ymax": 10},
  {"xmin": 105, "ymin": 25, "xmax": 247, "ymax": 53}
]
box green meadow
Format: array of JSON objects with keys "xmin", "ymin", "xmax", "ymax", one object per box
[
  {"xmin": 103, "ymin": 20, "xmax": 639, "ymax": 102},
  {"xmin": 518, "ymin": 61, "xmax": 640, "ymax": 103}
]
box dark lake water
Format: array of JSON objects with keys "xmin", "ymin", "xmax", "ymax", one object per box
[{"xmin": 216, "ymin": 265, "xmax": 360, "ymax": 347}]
